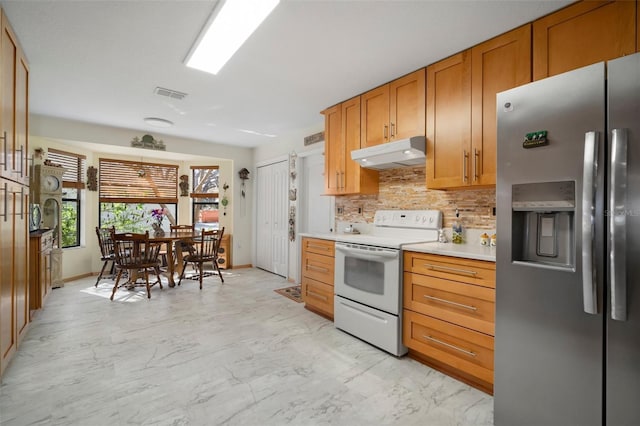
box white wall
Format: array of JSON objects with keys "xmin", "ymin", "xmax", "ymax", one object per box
[{"xmin": 30, "ymin": 115, "xmax": 254, "ymax": 279}]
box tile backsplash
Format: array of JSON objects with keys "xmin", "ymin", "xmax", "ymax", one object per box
[{"xmin": 335, "ymin": 166, "xmax": 496, "ymax": 229}]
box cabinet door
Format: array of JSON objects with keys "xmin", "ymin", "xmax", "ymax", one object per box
[
  {"xmin": 323, "ymin": 104, "xmax": 342, "ymax": 195},
  {"xmin": 533, "ymin": 0, "xmax": 636, "ymax": 80},
  {"xmin": 389, "ymin": 68, "xmax": 425, "ymax": 141},
  {"xmin": 15, "ymin": 186, "xmax": 28, "ymax": 342},
  {"xmin": 471, "ymin": 25, "xmax": 531, "ymax": 187},
  {"xmin": 360, "ymin": 85, "xmax": 389, "ymax": 148},
  {"xmin": 15, "ymin": 50, "xmax": 29, "ymax": 184},
  {"xmin": 0, "ymin": 180, "xmax": 17, "ymax": 375},
  {"xmin": 426, "ymin": 51, "xmax": 472, "ymax": 189},
  {"xmin": 341, "ymin": 96, "xmax": 361, "ymax": 194},
  {"xmin": 1, "ymin": 14, "xmax": 17, "ymax": 180}
]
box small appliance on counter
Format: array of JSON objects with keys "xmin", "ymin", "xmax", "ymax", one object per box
[{"xmin": 29, "ymin": 203, "xmax": 41, "ymax": 232}]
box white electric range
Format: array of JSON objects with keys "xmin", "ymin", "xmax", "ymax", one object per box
[{"xmin": 333, "ymin": 210, "xmax": 442, "ymax": 356}]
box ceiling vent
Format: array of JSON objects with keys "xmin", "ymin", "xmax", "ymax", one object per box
[{"xmin": 154, "ymin": 86, "xmax": 187, "ymax": 100}]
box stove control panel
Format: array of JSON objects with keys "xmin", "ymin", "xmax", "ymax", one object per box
[{"xmin": 373, "ymin": 210, "xmax": 442, "ymax": 230}]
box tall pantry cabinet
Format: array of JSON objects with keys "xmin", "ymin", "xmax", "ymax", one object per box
[{"xmin": 0, "ymin": 8, "xmax": 31, "ymax": 378}]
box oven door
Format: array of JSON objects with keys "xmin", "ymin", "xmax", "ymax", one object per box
[{"xmin": 334, "ymin": 242, "xmax": 400, "ymax": 315}]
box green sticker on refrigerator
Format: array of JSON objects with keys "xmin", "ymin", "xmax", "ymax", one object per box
[{"xmin": 523, "ymin": 130, "xmax": 548, "ymax": 149}]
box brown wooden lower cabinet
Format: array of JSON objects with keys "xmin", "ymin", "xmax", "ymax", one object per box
[
  {"xmin": 29, "ymin": 229, "xmax": 54, "ymax": 313},
  {"xmin": 403, "ymin": 251, "xmax": 496, "ymax": 394},
  {"xmin": 301, "ymin": 237, "xmax": 335, "ymax": 319}
]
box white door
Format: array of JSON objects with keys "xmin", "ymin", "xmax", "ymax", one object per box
[
  {"xmin": 270, "ymin": 161, "xmax": 288, "ymax": 276},
  {"xmin": 256, "ymin": 160, "xmax": 288, "ymax": 276}
]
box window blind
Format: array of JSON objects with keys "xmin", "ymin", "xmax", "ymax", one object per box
[
  {"xmin": 47, "ymin": 148, "xmax": 86, "ymax": 189},
  {"xmin": 99, "ymin": 158, "xmax": 178, "ymax": 203}
]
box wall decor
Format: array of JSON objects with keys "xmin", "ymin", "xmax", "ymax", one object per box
[
  {"xmin": 304, "ymin": 131, "xmax": 324, "ymax": 146},
  {"xmin": 288, "ymin": 151, "xmax": 297, "ymax": 241},
  {"xmin": 221, "ymin": 182, "xmax": 229, "ymax": 215},
  {"xmin": 86, "ymin": 166, "xmax": 98, "ymax": 191},
  {"xmin": 238, "ymin": 167, "xmax": 250, "ymax": 198},
  {"xmin": 179, "ymin": 174, "xmax": 189, "ymax": 197},
  {"xmin": 131, "ymin": 134, "xmax": 166, "ymax": 151}
]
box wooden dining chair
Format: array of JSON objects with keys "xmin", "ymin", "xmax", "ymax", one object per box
[
  {"xmin": 110, "ymin": 230, "xmax": 163, "ymax": 300},
  {"xmin": 178, "ymin": 227, "xmax": 225, "ymax": 289},
  {"xmin": 95, "ymin": 226, "xmax": 116, "ymax": 287}
]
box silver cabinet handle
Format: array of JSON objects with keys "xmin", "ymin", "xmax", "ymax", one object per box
[
  {"xmin": 307, "ymin": 290, "xmax": 327, "ymax": 301},
  {"xmin": 473, "ymin": 148, "xmax": 479, "ymax": 181},
  {"xmin": 423, "ymin": 335, "xmax": 476, "ymax": 357},
  {"xmin": 335, "ymin": 172, "xmax": 339, "ymax": 190},
  {"xmin": 341, "ymin": 171, "xmax": 345, "ymax": 190},
  {"xmin": 16, "ymin": 144, "xmax": 24, "ymax": 176},
  {"xmin": 307, "ymin": 244, "xmax": 330, "ymax": 252},
  {"xmin": 383, "ymin": 124, "xmax": 388, "ymax": 140},
  {"xmin": 462, "ymin": 151, "xmax": 469, "ymax": 183},
  {"xmin": 0, "ymin": 131, "xmax": 6, "ymax": 170},
  {"xmin": 1, "ymin": 182, "xmax": 7, "ymax": 222},
  {"xmin": 424, "ymin": 295, "xmax": 478, "ymax": 311},
  {"xmin": 610, "ymin": 128, "xmax": 627, "ymax": 321},
  {"xmin": 19, "ymin": 186, "xmax": 24, "ymax": 219},
  {"xmin": 422, "ymin": 263, "xmax": 477, "ymax": 277},
  {"xmin": 390, "ymin": 122, "xmax": 395, "ymax": 138},
  {"xmin": 581, "ymin": 131, "xmax": 599, "ymax": 315}
]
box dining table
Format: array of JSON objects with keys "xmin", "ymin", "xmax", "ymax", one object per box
[{"xmin": 147, "ymin": 231, "xmax": 200, "ymax": 287}]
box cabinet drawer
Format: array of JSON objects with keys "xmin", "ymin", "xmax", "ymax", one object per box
[
  {"xmin": 404, "ymin": 272, "xmax": 495, "ymax": 336},
  {"xmin": 302, "ymin": 237, "xmax": 335, "ymax": 257},
  {"xmin": 404, "ymin": 251, "xmax": 495, "ymax": 288},
  {"xmin": 302, "ymin": 276, "xmax": 334, "ymax": 317},
  {"xmin": 302, "ymin": 251, "xmax": 334, "ymax": 284},
  {"xmin": 403, "ymin": 310, "xmax": 494, "ymax": 385}
]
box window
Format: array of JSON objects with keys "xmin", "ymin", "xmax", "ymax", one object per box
[
  {"xmin": 47, "ymin": 149, "xmax": 85, "ymax": 248},
  {"xmin": 191, "ymin": 166, "xmax": 220, "ymax": 231},
  {"xmin": 99, "ymin": 158, "xmax": 178, "ymax": 232}
]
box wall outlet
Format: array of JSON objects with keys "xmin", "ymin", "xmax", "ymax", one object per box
[
  {"xmin": 337, "ymin": 206, "xmax": 344, "ymax": 214},
  {"xmin": 357, "ymin": 206, "xmax": 363, "ymax": 214},
  {"xmin": 492, "ymin": 207, "xmax": 497, "ymax": 216}
]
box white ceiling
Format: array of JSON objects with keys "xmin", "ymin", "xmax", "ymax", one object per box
[{"xmin": 2, "ymin": 0, "xmax": 571, "ymax": 149}]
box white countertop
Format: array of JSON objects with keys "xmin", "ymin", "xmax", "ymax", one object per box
[
  {"xmin": 299, "ymin": 232, "xmax": 496, "ymax": 262},
  {"xmin": 402, "ymin": 242, "xmax": 496, "ymax": 262}
]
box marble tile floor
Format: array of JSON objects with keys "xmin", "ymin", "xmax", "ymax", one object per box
[{"xmin": 0, "ymin": 268, "xmax": 493, "ymax": 426}]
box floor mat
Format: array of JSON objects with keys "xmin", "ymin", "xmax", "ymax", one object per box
[{"xmin": 274, "ymin": 285, "xmax": 303, "ymax": 303}]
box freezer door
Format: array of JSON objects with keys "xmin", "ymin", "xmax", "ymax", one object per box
[
  {"xmin": 495, "ymin": 62, "xmax": 605, "ymax": 425},
  {"xmin": 606, "ymin": 52, "xmax": 640, "ymax": 426}
]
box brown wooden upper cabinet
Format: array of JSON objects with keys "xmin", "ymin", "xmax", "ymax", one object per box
[
  {"xmin": 471, "ymin": 25, "xmax": 532, "ymax": 187},
  {"xmin": 361, "ymin": 68, "xmax": 425, "ymax": 148},
  {"xmin": 533, "ymin": 0, "xmax": 637, "ymax": 80},
  {"xmin": 427, "ymin": 25, "xmax": 531, "ymax": 189},
  {"xmin": 323, "ymin": 97, "xmax": 378, "ymax": 195},
  {"xmin": 1, "ymin": 11, "xmax": 29, "ymax": 185}
]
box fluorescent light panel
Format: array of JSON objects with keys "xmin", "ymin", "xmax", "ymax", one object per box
[{"xmin": 186, "ymin": 0, "xmax": 280, "ymax": 75}]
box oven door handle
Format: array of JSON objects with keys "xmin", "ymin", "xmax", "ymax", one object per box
[{"xmin": 335, "ymin": 245, "xmax": 399, "ymax": 260}]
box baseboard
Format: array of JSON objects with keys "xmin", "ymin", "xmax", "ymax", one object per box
[
  {"xmin": 63, "ymin": 272, "xmax": 94, "ymax": 283},
  {"xmin": 232, "ymin": 264, "xmax": 252, "ymax": 269}
]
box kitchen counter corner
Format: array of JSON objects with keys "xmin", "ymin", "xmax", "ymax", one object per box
[{"xmin": 403, "ymin": 242, "xmax": 496, "ymax": 262}]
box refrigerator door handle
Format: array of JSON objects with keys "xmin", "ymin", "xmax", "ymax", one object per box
[
  {"xmin": 610, "ymin": 128, "xmax": 628, "ymax": 321},
  {"xmin": 582, "ymin": 131, "xmax": 599, "ymax": 315}
]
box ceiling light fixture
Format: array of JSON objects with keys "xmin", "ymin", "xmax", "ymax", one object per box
[
  {"xmin": 185, "ymin": 0, "xmax": 280, "ymax": 75},
  {"xmin": 144, "ymin": 117, "xmax": 174, "ymax": 128}
]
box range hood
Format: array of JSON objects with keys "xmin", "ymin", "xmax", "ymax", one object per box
[{"xmin": 351, "ymin": 136, "xmax": 426, "ymax": 170}]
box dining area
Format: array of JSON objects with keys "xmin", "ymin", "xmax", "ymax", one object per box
[{"xmin": 95, "ymin": 224, "xmax": 226, "ymax": 300}]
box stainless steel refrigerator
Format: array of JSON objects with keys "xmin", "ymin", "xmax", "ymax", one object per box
[{"xmin": 495, "ymin": 52, "xmax": 640, "ymax": 425}]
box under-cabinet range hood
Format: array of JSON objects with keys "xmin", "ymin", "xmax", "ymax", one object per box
[{"xmin": 351, "ymin": 136, "xmax": 426, "ymax": 170}]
